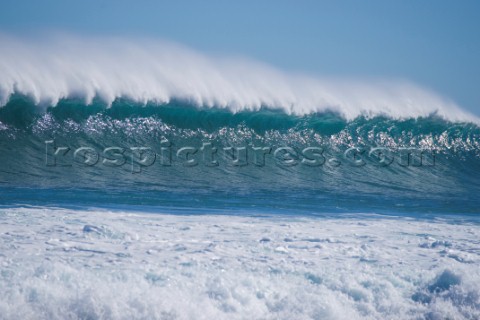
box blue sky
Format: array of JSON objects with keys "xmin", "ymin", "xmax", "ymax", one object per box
[{"xmin": 1, "ymin": 0, "xmax": 479, "ymax": 115}]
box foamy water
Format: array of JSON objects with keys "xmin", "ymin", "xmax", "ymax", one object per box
[
  {"xmin": 0, "ymin": 34, "xmax": 477, "ymax": 122},
  {"xmin": 1, "ymin": 207, "xmax": 479, "ymax": 320}
]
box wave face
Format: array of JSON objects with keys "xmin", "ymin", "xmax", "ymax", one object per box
[{"xmin": 1, "ymin": 95, "xmax": 479, "ymax": 214}]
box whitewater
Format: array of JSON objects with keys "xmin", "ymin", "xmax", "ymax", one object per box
[
  {"xmin": 0, "ymin": 33, "xmax": 477, "ymax": 123},
  {"xmin": 1, "ymin": 208, "xmax": 479, "ymax": 320}
]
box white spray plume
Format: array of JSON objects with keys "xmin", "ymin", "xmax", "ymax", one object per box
[{"xmin": 0, "ymin": 33, "xmax": 476, "ymax": 122}]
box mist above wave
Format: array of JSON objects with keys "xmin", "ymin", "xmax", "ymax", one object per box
[{"xmin": 0, "ymin": 33, "xmax": 476, "ymax": 123}]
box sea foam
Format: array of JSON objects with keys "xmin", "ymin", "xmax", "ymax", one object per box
[
  {"xmin": 1, "ymin": 207, "xmax": 479, "ymax": 319},
  {"xmin": 0, "ymin": 33, "xmax": 477, "ymax": 123}
]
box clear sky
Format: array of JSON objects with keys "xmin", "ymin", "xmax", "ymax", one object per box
[{"xmin": 1, "ymin": 0, "xmax": 479, "ymax": 115}]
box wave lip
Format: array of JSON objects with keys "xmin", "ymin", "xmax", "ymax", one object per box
[{"xmin": 0, "ymin": 33, "xmax": 477, "ymax": 123}]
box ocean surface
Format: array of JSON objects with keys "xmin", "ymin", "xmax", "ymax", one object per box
[
  {"xmin": 1, "ymin": 36, "xmax": 480, "ymax": 319},
  {"xmin": 1, "ymin": 95, "xmax": 479, "ymax": 214}
]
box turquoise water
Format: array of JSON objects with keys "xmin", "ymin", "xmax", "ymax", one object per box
[{"xmin": 1, "ymin": 96, "xmax": 479, "ymax": 215}]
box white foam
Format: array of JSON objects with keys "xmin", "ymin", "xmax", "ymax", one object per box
[
  {"xmin": 1, "ymin": 207, "xmax": 479, "ymax": 319},
  {"xmin": 0, "ymin": 33, "xmax": 477, "ymax": 122}
]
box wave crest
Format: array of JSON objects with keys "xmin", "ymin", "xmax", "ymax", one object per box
[{"xmin": 0, "ymin": 34, "xmax": 476, "ymax": 122}]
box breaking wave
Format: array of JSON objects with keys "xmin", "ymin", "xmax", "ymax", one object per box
[
  {"xmin": 0, "ymin": 34, "xmax": 479, "ymax": 214},
  {"xmin": 0, "ymin": 33, "xmax": 477, "ymax": 122}
]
